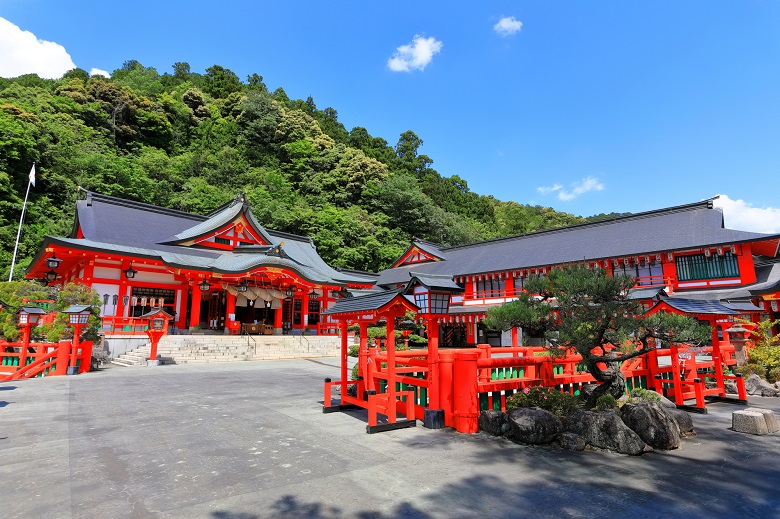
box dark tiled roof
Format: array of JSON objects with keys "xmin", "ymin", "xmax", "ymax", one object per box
[
  {"xmin": 323, "ymin": 291, "xmax": 417, "ymax": 316},
  {"xmin": 627, "ymin": 287, "xmax": 666, "ymax": 300},
  {"xmin": 724, "ymin": 301, "xmax": 764, "ymax": 312},
  {"xmin": 51, "ymin": 192, "xmax": 370, "ymax": 286},
  {"xmin": 406, "ymin": 272, "xmax": 462, "ymax": 292},
  {"xmin": 661, "ymin": 298, "xmax": 739, "ymax": 315},
  {"xmin": 376, "ymin": 200, "xmax": 779, "ymax": 286}
]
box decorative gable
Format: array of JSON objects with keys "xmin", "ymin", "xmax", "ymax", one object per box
[
  {"xmin": 192, "ymin": 215, "xmax": 271, "ymax": 250},
  {"xmin": 161, "ymin": 193, "xmax": 275, "ymax": 250},
  {"xmin": 391, "ymin": 240, "xmax": 446, "ymax": 268}
]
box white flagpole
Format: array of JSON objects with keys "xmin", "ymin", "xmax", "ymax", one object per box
[{"xmin": 8, "ymin": 163, "xmax": 35, "ymax": 282}]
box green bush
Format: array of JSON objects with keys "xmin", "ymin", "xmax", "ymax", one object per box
[
  {"xmin": 506, "ymin": 386, "xmax": 579, "ymax": 417},
  {"xmin": 348, "ymin": 345, "xmax": 360, "ymax": 357},
  {"xmin": 407, "ymin": 334, "xmax": 428, "ymax": 346},
  {"xmin": 595, "ymin": 394, "xmax": 617, "ymax": 411},
  {"xmin": 748, "ymin": 345, "xmax": 780, "ymax": 373},
  {"xmin": 734, "ymin": 364, "xmax": 766, "ymax": 379},
  {"xmin": 628, "ymin": 388, "xmax": 661, "ymax": 403},
  {"xmin": 767, "ymin": 367, "xmax": 780, "ymax": 384},
  {"xmin": 351, "ymin": 363, "xmax": 359, "ymax": 380}
]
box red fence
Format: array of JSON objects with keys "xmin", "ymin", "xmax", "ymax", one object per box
[
  {"xmin": 0, "ymin": 340, "xmax": 92, "ymax": 381},
  {"xmin": 325, "ymin": 339, "xmax": 747, "ymax": 434}
]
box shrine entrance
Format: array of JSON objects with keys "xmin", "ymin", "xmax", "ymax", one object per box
[{"xmin": 207, "ymin": 291, "xmax": 225, "ymax": 330}]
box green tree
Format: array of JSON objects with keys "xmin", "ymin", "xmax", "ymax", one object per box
[
  {"xmin": 203, "ymin": 65, "xmax": 243, "ymax": 99},
  {"xmin": 485, "ymin": 265, "xmax": 711, "ymax": 404}
]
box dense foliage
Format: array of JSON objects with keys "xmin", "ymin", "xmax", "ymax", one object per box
[{"xmin": 1, "ymin": 61, "xmax": 595, "ymax": 278}]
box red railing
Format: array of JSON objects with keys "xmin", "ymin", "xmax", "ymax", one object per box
[
  {"xmin": 102, "ymin": 316, "xmax": 151, "ymax": 335},
  {"xmin": 325, "ymin": 338, "xmax": 748, "ymax": 434},
  {"xmin": 0, "ymin": 340, "xmax": 92, "ymax": 381}
]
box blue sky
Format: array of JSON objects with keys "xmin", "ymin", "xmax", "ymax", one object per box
[{"xmin": 1, "ymin": 1, "xmax": 779, "ymax": 232}]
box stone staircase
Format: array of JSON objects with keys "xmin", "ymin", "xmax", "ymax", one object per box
[{"xmin": 110, "ymin": 334, "xmax": 341, "ymax": 366}]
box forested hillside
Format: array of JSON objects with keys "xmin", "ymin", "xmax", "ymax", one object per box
[{"xmin": 0, "ymin": 61, "xmax": 598, "ymax": 278}]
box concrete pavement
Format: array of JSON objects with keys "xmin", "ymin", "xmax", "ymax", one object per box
[{"xmin": 1, "ymin": 360, "xmax": 778, "ymax": 518}]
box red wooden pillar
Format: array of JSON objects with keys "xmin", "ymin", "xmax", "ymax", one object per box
[
  {"xmin": 340, "ymin": 320, "xmax": 349, "ymax": 393},
  {"xmin": 661, "ymin": 255, "xmax": 677, "ymax": 292},
  {"xmin": 189, "ymin": 285, "xmax": 202, "ymax": 329},
  {"xmin": 710, "ymin": 318, "xmax": 725, "ymax": 395},
  {"xmin": 386, "ymin": 314, "xmax": 397, "ymax": 423},
  {"xmin": 438, "ymin": 350, "xmax": 455, "ymax": 427},
  {"xmin": 426, "ymin": 317, "xmax": 440, "ymax": 410},
  {"xmin": 736, "ymin": 243, "xmax": 756, "ymax": 284},
  {"xmin": 358, "ymin": 321, "xmax": 369, "ymax": 395},
  {"xmin": 301, "ymin": 291, "xmax": 310, "ymax": 329},
  {"xmin": 177, "ymin": 288, "xmax": 189, "ymax": 329},
  {"xmin": 19, "ymin": 325, "xmax": 31, "ymax": 368},
  {"xmin": 274, "ymin": 301, "xmax": 283, "ymax": 332},
  {"xmin": 226, "ymin": 291, "xmax": 236, "ymax": 332},
  {"xmin": 505, "ymin": 275, "xmax": 515, "ymax": 299},
  {"xmin": 453, "ymin": 350, "xmax": 480, "ymax": 433}
]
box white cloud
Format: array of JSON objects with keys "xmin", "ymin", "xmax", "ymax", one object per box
[
  {"xmin": 387, "ymin": 35, "xmax": 443, "ymax": 72},
  {"xmin": 712, "ymin": 194, "xmax": 780, "ymax": 233},
  {"xmin": 0, "ymin": 18, "xmax": 75, "ymax": 79},
  {"xmin": 90, "ymin": 68, "xmax": 110, "ymax": 78},
  {"xmin": 494, "ymin": 16, "xmax": 523, "ymax": 37},
  {"xmin": 537, "ymin": 176, "xmax": 604, "ymax": 201}
]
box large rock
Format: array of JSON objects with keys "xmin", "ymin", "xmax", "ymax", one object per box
[
  {"xmin": 620, "ymin": 402, "xmax": 681, "ymax": 450},
  {"xmin": 666, "ymin": 408, "xmax": 696, "ymax": 437},
  {"xmin": 744, "ymin": 374, "xmax": 780, "ymax": 397},
  {"xmin": 479, "ymin": 410, "xmax": 507, "ymax": 436},
  {"xmin": 559, "ymin": 432, "xmax": 586, "ymax": 451},
  {"xmin": 566, "ymin": 409, "xmax": 650, "ymax": 456},
  {"xmin": 506, "ymin": 407, "xmax": 563, "ymax": 445}
]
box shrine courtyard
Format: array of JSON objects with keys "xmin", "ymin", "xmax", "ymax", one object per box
[{"xmin": 1, "ymin": 361, "xmax": 778, "ymax": 519}]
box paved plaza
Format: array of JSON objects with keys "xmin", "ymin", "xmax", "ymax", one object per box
[{"xmin": 1, "ymin": 359, "xmax": 778, "ymax": 519}]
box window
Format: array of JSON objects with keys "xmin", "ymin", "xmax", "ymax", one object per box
[
  {"xmin": 612, "ymin": 260, "xmax": 664, "ymax": 286},
  {"xmin": 307, "ymin": 298, "xmax": 320, "ymax": 325},
  {"xmin": 214, "ymin": 237, "xmax": 231, "ymax": 245},
  {"xmin": 676, "ymin": 252, "xmax": 739, "ymax": 281},
  {"xmin": 475, "ymin": 278, "xmax": 505, "ymax": 298},
  {"xmin": 292, "ymin": 298, "xmax": 302, "ymax": 325}
]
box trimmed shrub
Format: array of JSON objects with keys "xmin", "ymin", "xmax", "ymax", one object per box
[
  {"xmin": 595, "ymin": 394, "xmax": 617, "ymax": 411},
  {"xmin": 506, "ymin": 386, "xmax": 579, "ymax": 417},
  {"xmin": 629, "ymin": 388, "xmax": 661, "ymax": 403},
  {"xmin": 348, "ymin": 345, "xmax": 359, "ymax": 357},
  {"xmin": 734, "ymin": 364, "xmax": 766, "ymax": 379},
  {"xmin": 767, "ymin": 367, "xmax": 780, "ymax": 384}
]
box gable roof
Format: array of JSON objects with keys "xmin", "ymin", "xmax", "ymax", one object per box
[
  {"xmin": 323, "ymin": 291, "xmax": 418, "ymax": 318},
  {"xmin": 376, "ymin": 200, "xmax": 780, "ymax": 286},
  {"xmin": 42, "ymin": 191, "xmax": 371, "ymax": 287}
]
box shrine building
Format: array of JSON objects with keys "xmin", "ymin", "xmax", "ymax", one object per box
[
  {"xmin": 25, "ymin": 191, "xmax": 375, "ymax": 335},
  {"xmin": 374, "ymin": 198, "xmax": 780, "ymax": 347}
]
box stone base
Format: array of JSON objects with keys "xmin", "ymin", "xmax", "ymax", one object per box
[
  {"xmin": 423, "ymin": 409, "xmax": 445, "ymax": 429},
  {"xmin": 732, "ymin": 408, "xmax": 779, "ymax": 435},
  {"xmin": 146, "ymin": 359, "xmax": 160, "ymax": 367},
  {"xmin": 66, "ymin": 366, "xmax": 79, "ymax": 375}
]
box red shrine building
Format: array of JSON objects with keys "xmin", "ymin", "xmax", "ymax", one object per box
[
  {"xmin": 25, "ymin": 191, "xmax": 375, "ymax": 335},
  {"xmin": 25, "ymin": 194, "xmax": 780, "ymax": 347},
  {"xmin": 374, "ymin": 199, "xmax": 780, "ymax": 347}
]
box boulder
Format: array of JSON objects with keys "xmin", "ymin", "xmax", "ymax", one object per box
[
  {"xmin": 479, "ymin": 410, "xmax": 507, "ymax": 436},
  {"xmin": 559, "ymin": 432, "xmax": 586, "ymax": 451},
  {"xmin": 506, "ymin": 407, "xmax": 563, "ymax": 445},
  {"xmin": 620, "ymin": 402, "xmax": 681, "ymax": 450},
  {"xmin": 744, "ymin": 374, "xmax": 780, "ymax": 397},
  {"xmin": 666, "ymin": 408, "xmax": 696, "ymax": 437},
  {"xmin": 566, "ymin": 409, "xmax": 650, "ymax": 455},
  {"xmin": 652, "ymin": 391, "xmax": 677, "ymax": 409}
]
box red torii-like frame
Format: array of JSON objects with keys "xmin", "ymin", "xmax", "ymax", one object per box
[{"xmin": 322, "ymin": 292, "xmax": 420, "ymax": 433}]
